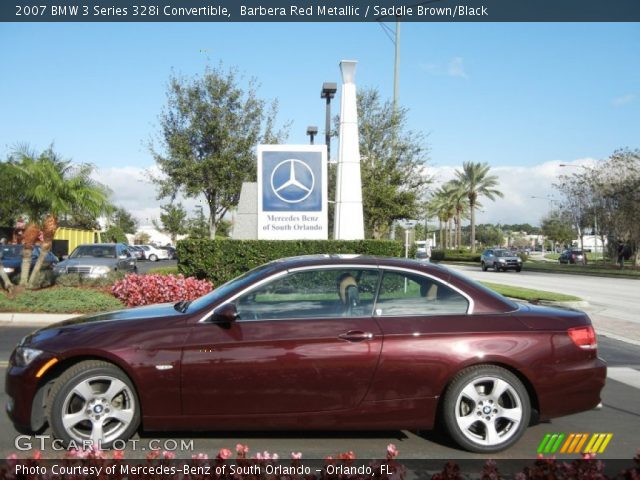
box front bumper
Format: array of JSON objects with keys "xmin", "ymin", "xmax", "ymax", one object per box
[{"xmin": 5, "ymin": 352, "xmax": 58, "ymax": 431}]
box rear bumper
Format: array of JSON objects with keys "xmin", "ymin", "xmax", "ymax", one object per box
[{"xmin": 536, "ymin": 357, "xmax": 607, "ymax": 420}]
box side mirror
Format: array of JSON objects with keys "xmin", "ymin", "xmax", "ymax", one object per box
[{"xmin": 212, "ymin": 303, "xmax": 239, "ymax": 324}]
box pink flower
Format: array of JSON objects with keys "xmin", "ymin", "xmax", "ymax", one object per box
[
  {"xmin": 217, "ymin": 448, "xmax": 233, "ymax": 460},
  {"xmin": 113, "ymin": 450, "xmax": 125, "ymax": 460},
  {"xmin": 163, "ymin": 451, "xmax": 176, "ymax": 459},
  {"xmin": 33, "ymin": 450, "xmax": 42, "ymax": 460},
  {"xmin": 291, "ymin": 452, "xmax": 302, "ymax": 460},
  {"xmin": 387, "ymin": 443, "xmax": 398, "ymax": 459},
  {"xmin": 6, "ymin": 453, "xmax": 17, "ymax": 461},
  {"xmin": 192, "ymin": 453, "xmax": 209, "ymax": 460},
  {"xmin": 236, "ymin": 444, "xmax": 249, "ymax": 456}
]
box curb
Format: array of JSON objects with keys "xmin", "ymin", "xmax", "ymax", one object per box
[
  {"xmin": 534, "ymin": 300, "xmax": 591, "ymax": 310},
  {"xmin": 0, "ymin": 313, "xmax": 80, "ymax": 326}
]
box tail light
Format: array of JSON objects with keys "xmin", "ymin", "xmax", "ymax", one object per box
[{"xmin": 568, "ymin": 325, "xmax": 597, "ymax": 349}]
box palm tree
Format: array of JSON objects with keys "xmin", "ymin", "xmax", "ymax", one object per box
[
  {"xmin": 429, "ymin": 186, "xmax": 457, "ymax": 250},
  {"xmin": 444, "ymin": 179, "xmax": 469, "ymax": 249},
  {"xmin": 9, "ymin": 147, "xmax": 112, "ymax": 288},
  {"xmin": 456, "ymin": 161, "xmax": 504, "ymax": 253}
]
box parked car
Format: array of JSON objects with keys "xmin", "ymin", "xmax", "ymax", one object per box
[
  {"xmin": 127, "ymin": 245, "xmax": 145, "ymax": 260},
  {"xmin": 6, "ymin": 255, "xmax": 605, "ymax": 453},
  {"xmin": 1, "ymin": 245, "xmax": 59, "ymax": 281},
  {"xmin": 138, "ymin": 244, "xmax": 170, "ymax": 262},
  {"xmin": 480, "ymin": 248, "xmax": 523, "ymax": 272},
  {"xmin": 160, "ymin": 245, "xmax": 177, "ymax": 260},
  {"xmin": 53, "ymin": 243, "xmax": 137, "ymax": 278},
  {"xmin": 559, "ymin": 249, "xmax": 587, "ymax": 264}
]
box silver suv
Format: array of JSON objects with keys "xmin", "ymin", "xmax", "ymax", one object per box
[{"xmin": 481, "ymin": 248, "xmax": 523, "ymax": 272}]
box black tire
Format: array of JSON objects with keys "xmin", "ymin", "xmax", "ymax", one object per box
[
  {"xmin": 515, "ymin": 267, "xmax": 522, "ymax": 272},
  {"xmin": 481, "ymin": 262, "xmax": 487, "ymax": 272},
  {"xmin": 493, "ymin": 263, "xmax": 499, "ymax": 272},
  {"xmin": 47, "ymin": 360, "xmax": 140, "ymax": 449},
  {"xmin": 442, "ymin": 365, "xmax": 530, "ymax": 453}
]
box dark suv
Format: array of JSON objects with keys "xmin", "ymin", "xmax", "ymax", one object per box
[
  {"xmin": 481, "ymin": 248, "xmax": 523, "ymax": 272},
  {"xmin": 559, "ymin": 249, "xmax": 587, "ymax": 264}
]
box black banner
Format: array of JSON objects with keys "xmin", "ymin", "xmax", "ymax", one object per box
[{"xmin": 2, "ymin": 0, "xmax": 640, "ymax": 22}]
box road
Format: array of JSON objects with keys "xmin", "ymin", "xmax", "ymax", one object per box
[
  {"xmin": 445, "ymin": 264, "xmax": 640, "ymax": 344},
  {"xmin": 2, "ymin": 324, "xmax": 639, "ymax": 460}
]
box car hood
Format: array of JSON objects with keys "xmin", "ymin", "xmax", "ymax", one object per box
[
  {"xmin": 23, "ymin": 303, "xmax": 185, "ymax": 346},
  {"xmin": 57, "ymin": 257, "xmax": 118, "ymax": 268}
]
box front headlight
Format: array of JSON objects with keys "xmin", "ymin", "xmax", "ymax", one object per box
[
  {"xmin": 92, "ymin": 266, "xmax": 111, "ymax": 274},
  {"xmin": 498, "ymin": 258, "xmax": 506, "ymax": 263},
  {"xmin": 517, "ymin": 258, "xmax": 522, "ymax": 263},
  {"xmin": 14, "ymin": 347, "xmax": 43, "ymax": 367},
  {"xmin": 3, "ymin": 267, "xmax": 15, "ymax": 273}
]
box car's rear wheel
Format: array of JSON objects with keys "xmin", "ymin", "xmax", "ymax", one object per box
[
  {"xmin": 47, "ymin": 360, "xmax": 140, "ymax": 449},
  {"xmin": 442, "ymin": 365, "xmax": 530, "ymax": 453},
  {"xmin": 516, "ymin": 267, "xmax": 522, "ymax": 272},
  {"xmin": 481, "ymin": 262, "xmax": 487, "ymax": 271},
  {"xmin": 149, "ymin": 254, "xmax": 158, "ymax": 262}
]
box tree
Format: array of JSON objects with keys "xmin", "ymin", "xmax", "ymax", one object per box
[
  {"xmin": 7, "ymin": 146, "xmax": 112, "ymax": 288},
  {"xmin": 429, "ymin": 186, "xmax": 456, "ymax": 250},
  {"xmin": 134, "ymin": 231, "xmax": 151, "ymax": 245},
  {"xmin": 151, "ymin": 64, "xmax": 287, "ymax": 238},
  {"xmin": 475, "ymin": 224, "xmax": 504, "ymax": 248},
  {"xmin": 541, "ymin": 210, "xmax": 576, "ymax": 249},
  {"xmin": 339, "ymin": 88, "xmax": 430, "ymax": 239},
  {"xmin": 154, "ymin": 202, "xmax": 187, "ymax": 245},
  {"xmin": 109, "ymin": 207, "xmax": 138, "ymax": 234},
  {"xmin": 103, "ymin": 225, "xmax": 128, "ymax": 244},
  {"xmin": 455, "ymin": 162, "xmax": 504, "ymax": 253}
]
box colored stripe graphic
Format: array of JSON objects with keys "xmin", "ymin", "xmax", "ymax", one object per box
[{"xmin": 543, "ymin": 433, "xmax": 613, "ymax": 455}]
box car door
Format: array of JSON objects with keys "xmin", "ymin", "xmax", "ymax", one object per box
[
  {"xmin": 181, "ymin": 267, "xmax": 382, "ymax": 415},
  {"xmin": 368, "ymin": 269, "xmax": 472, "ymax": 400}
]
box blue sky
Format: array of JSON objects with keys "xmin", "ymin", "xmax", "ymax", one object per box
[{"xmin": 1, "ymin": 22, "xmax": 638, "ymax": 225}]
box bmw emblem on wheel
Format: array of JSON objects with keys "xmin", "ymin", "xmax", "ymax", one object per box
[{"xmin": 270, "ymin": 158, "xmax": 315, "ymax": 204}]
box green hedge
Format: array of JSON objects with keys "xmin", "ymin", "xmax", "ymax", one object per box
[
  {"xmin": 430, "ymin": 249, "xmax": 481, "ymax": 262},
  {"xmin": 177, "ymin": 239, "xmax": 404, "ymax": 285}
]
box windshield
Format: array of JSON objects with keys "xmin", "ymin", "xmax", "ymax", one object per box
[
  {"xmin": 186, "ymin": 262, "xmax": 282, "ymax": 313},
  {"xmin": 494, "ymin": 250, "xmax": 513, "ymax": 257},
  {"xmin": 1, "ymin": 245, "xmax": 22, "ymax": 258},
  {"xmin": 70, "ymin": 245, "xmax": 116, "ymax": 259}
]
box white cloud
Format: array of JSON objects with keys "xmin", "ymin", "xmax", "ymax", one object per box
[
  {"xmin": 612, "ymin": 94, "xmax": 636, "ymax": 107},
  {"xmin": 94, "ymin": 158, "xmax": 596, "ymax": 234},
  {"xmin": 92, "ymin": 165, "xmax": 205, "ymax": 228},
  {"xmin": 420, "ymin": 57, "xmax": 468, "ymax": 79},
  {"xmin": 447, "ymin": 57, "xmax": 468, "ymax": 79}
]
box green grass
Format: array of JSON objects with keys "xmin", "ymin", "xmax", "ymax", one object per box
[
  {"xmin": 480, "ymin": 281, "xmax": 582, "ymax": 302},
  {"xmin": 0, "ymin": 287, "xmax": 124, "ymax": 314},
  {"xmin": 146, "ymin": 265, "xmax": 179, "ymax": 275}
]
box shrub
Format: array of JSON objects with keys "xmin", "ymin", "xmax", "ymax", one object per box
[
  {"xmin": 429, "ymin": 249, "xmax": 481, "ymax": 263},
  {"xmin": 112, "ymin": 274, "xmax": 213, "ymax": 307},
  {"xmin": 177, "ymin": 239, "xmax": 404, "ymax": 285},
  {"xmin": 147, "ymin": 265, "xmax": 179, "ymax": 276},
  {"xmin": 55, "ymin": 271, "xmax": 125, "ymax": 288}
]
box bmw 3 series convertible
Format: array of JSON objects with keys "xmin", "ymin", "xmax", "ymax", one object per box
[{"xmin": 5, "ymin": 255, "xmax": 606, "ymax": 453}]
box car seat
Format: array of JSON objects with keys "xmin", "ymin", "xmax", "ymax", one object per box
[{"xmin": 338, "ymin": 274, "xmax": 360, "ymax": 316}]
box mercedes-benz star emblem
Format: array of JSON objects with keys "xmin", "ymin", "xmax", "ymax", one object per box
[{"xmin": 270, "ymin": 158, "xmax": 315, "ymax": 204}]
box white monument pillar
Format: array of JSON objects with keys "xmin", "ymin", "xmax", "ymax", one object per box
[{"xmin": 333, "ymin": 60, "xmax": 365, "ymax": 240}]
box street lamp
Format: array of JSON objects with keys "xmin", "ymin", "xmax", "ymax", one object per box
[
  {"xmin": 320, "ymin": 82, "xmax": 337, "ymax": 161},
  {"xmin": 306, "ymin": 126, "xmax": 318, "ymax": 145}
]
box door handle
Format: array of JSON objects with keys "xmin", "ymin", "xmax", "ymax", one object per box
[{"xmin": 338, "ymin": 330, "xmax": 374, "ymax": 342}]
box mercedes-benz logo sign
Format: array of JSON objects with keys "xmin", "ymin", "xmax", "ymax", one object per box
[{"xmin": 270, "ymin": 158, "xmax": 315, "ymax": 204}]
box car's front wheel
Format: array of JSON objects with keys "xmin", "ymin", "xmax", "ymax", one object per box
[
  {"xmin": 148, "ymin": 254, "xmax": 158, "ymax": 262},
  {"xmin": 442, "ymin": 365, "xmax": 530, "ymax": 453},
  {"xmin": 481, "ymin": 262, "xmax": 487, "ymax": 271},
  {"xmin": 493, "ymin": 263, "xmax": 500, "ymax": 272},
  {"xmin": 47, "ymin": 360, "xmax": 140, "ymax": 449}
]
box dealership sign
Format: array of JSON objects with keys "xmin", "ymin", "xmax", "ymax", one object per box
[{"xmin": 257, "ymin": 145, "xmax": 328, "ymax": 240}]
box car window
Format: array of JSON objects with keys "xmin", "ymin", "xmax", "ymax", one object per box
[
  {"xmin": 233, "ymin": 269, "xmax": 380, "ymax": 321},
  {"xmin": 70, "ymin": 245, "xmax": 116, "ymax": 258},
  {"xmin": 375, "ymin": 271, "xmax": 469, "ymax": 317}
]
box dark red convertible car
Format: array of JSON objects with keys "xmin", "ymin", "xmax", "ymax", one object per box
[{"xmin": 5, "ymin": 255, "xmax": 606, "ymax": 453}]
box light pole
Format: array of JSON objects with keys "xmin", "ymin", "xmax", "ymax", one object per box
[
  {"xmin": 320, "ymin": 82, "xmax": 337, "ymax": 161},
  {"xmin": 306, "ymin": 126, "xmax": 318, "ymax": 145}
]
